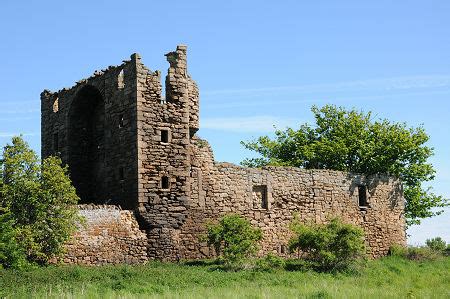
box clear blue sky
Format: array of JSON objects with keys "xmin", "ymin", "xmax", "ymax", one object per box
[{"xmin": 1, "ymin": 0, "xmax": 448, "ymax": 244}]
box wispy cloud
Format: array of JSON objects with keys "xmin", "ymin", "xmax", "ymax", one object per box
[
  {"xmin": 202, "ymin": 116, "xmax": 301, "ymax": 132},
  {"xmin": 0, "ymin": 100, "xmax": 40, "ymax": 117},
  {"xmin": 203, "ymin": 75, "xmax": 450, "ymax": 97},
  {"xmin": 0, "ymin": 132, "xmax": 38, "ymax": 138},
  {"xmin": 0, "ymin": 108, "xmax": 40, "ymax": 115},
  {"xmin": 203, "ymin": 87, "xmax": 450, "ymax": 109},
  {"xmin": 0, "ymin": 100, "xmax": 38, "ymax": 105},
  {"xmin": 0, "ymin": 116, "xmax": 37, "ymax": 121}
]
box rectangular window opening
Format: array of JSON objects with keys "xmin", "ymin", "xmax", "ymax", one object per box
[
  {"xmin": 161, "ymin": 176, "xmax": 170, "ymax": 189},
  {"xmin": 358, "ymin": 185, "xmax": 368, "ymax": 207},
  {"xmin": 161, "ymin": 129, "xmax": 169, "ymax": 143},
  {"xmin": 252, "ymin": 185, "xmax": 268, "ymax": 210},
  {"xmin": 119, "ymin": 167, "xmax": 125, "ymax": 181}
]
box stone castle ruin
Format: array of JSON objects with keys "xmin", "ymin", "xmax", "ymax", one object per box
[{"xmin": 41, "ymin": 45, "xmax": 406, "ymax": 265}]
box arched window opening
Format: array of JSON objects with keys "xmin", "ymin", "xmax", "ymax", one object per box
[{"xmin": 68, "ymin": 85, "xmax": 105, "ymax": 204}]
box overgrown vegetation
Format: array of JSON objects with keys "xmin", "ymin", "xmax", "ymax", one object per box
[
  {"xmin": 203, "ymin": 214, "xmax": 367, "ymax": 273},
  {"xmin": 204, "ymin": 214, "xmax": 262, "ymax": 268},
  {"xmin": 0, "ymin": 134, "xmax": 447, "ymax": 297},
  {"xmin": 389, "ymin": 237, "xmax": 450, "ymax": 261},
  {"xmin": 425, "ymin": 236, "xmax": 447, "ymax": 252},
  {"xmin": 1, "ymin": 256, "xmax": 449, "ymax": 298},
  {"xmin": 389, "ymin": 244, "xmax": 441, "ymax": 261},
  {"xmin": 0, "ymin": 136, "xmax": 79, "ymax": 269},
  {"xmin": 288, "ymin": 217, "xmax": 366, "ymax": 272},
  {"xmin": 241, "ymin": 104, "xmax": 448, "ymax": 226}
]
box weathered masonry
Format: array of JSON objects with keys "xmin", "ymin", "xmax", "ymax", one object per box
[
  {"xmin": 56, "ymin": 205, "xmax": 147, "ymax": 265},
  {"xmin": 41, "ymin": 45, "xmax": 406, "ymax": 264}
]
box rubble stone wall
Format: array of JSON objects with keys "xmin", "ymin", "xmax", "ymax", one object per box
[
  {"xmin": 146, "ymin": 139, "xmax": 406, "ymax": 260},
  {"xmin": 60, "ymin": 205, "xmax": 147, "ymax": 265}
]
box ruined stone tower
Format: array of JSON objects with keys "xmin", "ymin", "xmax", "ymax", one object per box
[
  {"xmin": 41, "ymin": 45, "xmax": 197, "ymax": 210},
  {"xmin": 42, "ymin": 45, "xmax": 406, "ymax": 263}
]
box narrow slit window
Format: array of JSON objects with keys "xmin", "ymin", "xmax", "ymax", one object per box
[
  {"xmin": 53, "ymin": 132, "xmax": 59, "ymax": 152},
  {"xmin": 52, "ymin": 97, "xmax": 59, "ymax": 113},
  {"xmin": 358, "ymin": 185, "xmax": 368, "ymax": 207},
  {"xmin": 118, "ymin": 115, "xmax": 124, "ymax": 128},
  {"xmin": 119, "ymin": 167, "xmax": 125, "ymax": 181},
  {"xmin": 161, "ymin": 69, "xmax": 167, "ymax": 104},
  {"xmin": 261, "ymin": 188, "xmax": 268, "ymax": 209},
  {"xmin": 161, "ymin": 176, "xmax": 170, "ymax": 189},
  {"xmin": 161, "ymin": 129, "xmax": 169, "ymax": 143},
  {"xmin": 118, "ymin": 69, "xmax": 125, "ymax": 89}
]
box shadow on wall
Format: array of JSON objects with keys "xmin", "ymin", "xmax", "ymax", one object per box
[{"xmin": 347, "ymin": 173, "xmax": 402, "ymax": 211}]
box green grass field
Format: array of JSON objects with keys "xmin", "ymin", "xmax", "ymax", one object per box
[{"xmin": 1, "ymin": 256, "xmax": 449, "ymax": 298}]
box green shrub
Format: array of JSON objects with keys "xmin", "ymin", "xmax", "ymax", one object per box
[
  {"xmin": 425, "ymin": 237, "xmax": 446, "ymax": 252},
  {"xmin": 255, "ymin": 253, "xmax": 286, "ymax": 271},
  {"xmin": 0, "ymin": 136, "xmax": 80, "ymax": 266},
  {"xmin": 0, "ymin": 212, "xmax": 28, "ymax": 269},
  {"xmin": 204, "ymin": 214, "xmax": 262, "ymax": 267},
  {"xmin": 288, "ymin": 217, "xmax": 366, "ymax": 272},
  {"xmin": 284, "ymin": 258, "xmax": 313, "ymax": 272},
  {"xmin": 388, "ymin": 244, "xmax": 408, "ymax": 258}
]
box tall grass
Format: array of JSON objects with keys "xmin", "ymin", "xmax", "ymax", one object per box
[{"xmin": 1, "ymin": 256, "xmax": 449, "ymax": 298}]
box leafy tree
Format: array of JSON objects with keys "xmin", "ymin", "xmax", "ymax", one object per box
[
  {"xmin": 0, "ymin": 136, "xmax": 79, "ymax": 265},
  {"xmin": 288, "ymin": 217, "xmax": 366, "ymax": 271},
  {"xmin": 241, "ymin": 105, "xmax": 448, "ymax": 226},
  {"xmin": 425, "ymin": 237, "xmax": 446, "ymax": 252},
  {"xmin": 204, "ymin": 214, "xmax": 262, "ymax": 266}
]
